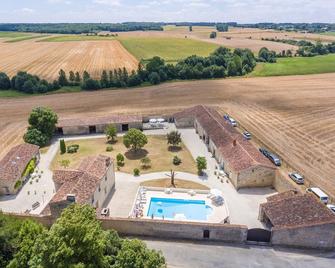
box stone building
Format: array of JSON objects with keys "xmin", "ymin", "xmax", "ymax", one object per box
[
  {"xmin": 56, "ymin": 114, "xmax": 143, "ymax": 135},
  {"xmin": 0, "ymin": 143, "xmax": 40, "ymax": 195},
  {"xmin": 48, "ymin": 155, "xmax": 115, "ymax": 217},
  {"xmin": 174, "ymin": 105, "xmax": 276, "ymax": 189},
  {"xmin": 259, "ymin": 191, "xmax": 335, "ymax": 249}
]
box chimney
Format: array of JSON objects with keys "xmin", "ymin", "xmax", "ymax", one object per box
[{"xmin": 233, "ymin": 139, "xmax": 237, "ymax": 147}]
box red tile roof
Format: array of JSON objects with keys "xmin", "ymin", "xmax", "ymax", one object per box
[
  {"xmin": 57, "ymin": 114, "xmax": 142, "ymax": 128},
  {"xmin": 0, "ymin": 144, "xmax": 39, "ymax": 182},
  {"xmin": 261, "ymin": 193, "xmax": 335, "ymax": 228},
  {"xmin": 174, "ymin": 105, "xmax": 275, "ymax": 171},
  {"xmin": 50, "ymin": 155, "xmax": 111, "ymax": 205}
]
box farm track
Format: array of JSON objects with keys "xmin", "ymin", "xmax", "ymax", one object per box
[
  {"xmin": 1, "ymin": 73, "xmax": 335, "ymax": 198},
  {"xmin": 0, "ymin": 40, "xmax": 138, "ymax": 81}
]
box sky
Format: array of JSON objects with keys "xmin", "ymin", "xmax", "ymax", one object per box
[{"xmin": 0, "ymin": 0, "xmax": 334, "ymax": 23}]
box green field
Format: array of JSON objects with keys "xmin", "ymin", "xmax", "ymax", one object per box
[
  {"xmin": 321, "ymin": 32, "xmax": 335, "ymax": 36},
  {"xmin": 41, "ymin": 35, "xmax": 116, "ymax": 42},
  {"xmin": 0, "ymin": 86, "xmax": 81, "ymax": 98},
  {"xmin": 0, "ymin": 31, "xmax": 31, "ymax": 39},
  {"xmin": 5, "ymin": 35, "xmax": 49, "ymax": 43},
  {"xmin": 118, "ymin": 37, "xmax": 219, "ymax": 63},
  {"xmin": 250, "ymin": 54, "xmax": 335, "ymax": 77}
]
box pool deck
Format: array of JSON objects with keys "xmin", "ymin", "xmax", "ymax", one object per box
[{"xmin": 132, "ymin": 187, "xmax": 229, "ymax": 224}]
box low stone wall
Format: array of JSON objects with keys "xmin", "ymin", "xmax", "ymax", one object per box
[
  {"xmin": 99, "ymin": 216, "xmax": 248, "ymax": 243},
  {"xmin": 271, "ymin": 223, "xmax": 335, "ymax": 249}
]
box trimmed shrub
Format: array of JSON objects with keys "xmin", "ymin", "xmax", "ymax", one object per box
[
  {"xmin": 67, "ymin": 144, "xmax": 79, "ymax": 154},
  {"xmin": 106, "ymin": 145, "xmax": 113, "ymax": 152},
  {"xmin": 173, "ymin": 156, "xmax": 182, "ymax": 165},
  {"xmin": 60, "ymin": 139, "xmax": 66, "ymax": 154},
  {"xmin": 116, "ymin": 153, "xmax": 125, "ymax": 167},
  {"xmin": 133, "ymin": 168, "xmax": 140, "ymax": 176},
  {"xmin": 14, "ymin": 180, "xmax": 22, "ymax": 190}
]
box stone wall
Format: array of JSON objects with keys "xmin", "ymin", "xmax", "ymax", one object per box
[
  {"xmin": 99, "ymin": 217, "xmax": 248, "ymax": 243},
  {"xmin": 62, "ymin": 125, "xmax": 90, "ymax": 135},
  {"xmin": 235, "ymin": 166, "xmax": 275, "ymax": 189},
  {"xmin": 271, "ymin": 223, "xmax": 335, "ymax": 249}
]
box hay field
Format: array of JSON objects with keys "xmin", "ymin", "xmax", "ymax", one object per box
[
  {"xmin": 1, "ymin": 73, "xmax": 335, "ymax": 198},
  {"xmin": 0, "ymin": 39, "xmax": 138, "ymax": 81}
]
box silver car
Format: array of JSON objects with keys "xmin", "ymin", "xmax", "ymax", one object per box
[{"xmin": 289, "ymin": 172, "xmax": 304, "ymax": 184}]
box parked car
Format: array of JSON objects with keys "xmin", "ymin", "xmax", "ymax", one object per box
[
  {"xmin": 259, "ymin": 148, "xmax": 270, "ymax": 157},
  {"xmin": 224, "ymin": 114, "xmax": 230, "ymax": 121},
  {"xmin": 268, "ymin": 153, "xmax": 281, "ymax": 166},
  {"xmin": 327, "ymin": 204, "xmax": 335, "ymax": 214},
  {"xmin": 289, "ymin": 172, "xmax": 304, "ymax": 184},
  {"xmin": 243, "ymin": 131, "xmax": 252, "ymax": 140},
  {"xmin": 228, "ymin": 117, "xmax": 237, "ymax": 127}
]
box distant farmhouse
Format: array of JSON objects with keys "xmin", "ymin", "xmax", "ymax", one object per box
[
  {"xmin": 48, "ymin": 155, "xmax": 115, "ymax": 217},
  {"xmin": 0, "ymin": 144, "xmax": 39, "ymax": 195},
  {"xmin": 56, "ymin": 114, "xmax": 143, "ymax": 135},
  {"xmin": 174, "ymin": 105, "xmax": 276, "ymax": 189},
  {"xmin": 259, "ymin": 191, "xmax": 335, "ymax": 249}
]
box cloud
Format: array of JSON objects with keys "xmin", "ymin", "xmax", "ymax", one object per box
[
  {"xmin": 93, "ymin": 0, "xmax": 121, "ymax": 6},
  {"xmin": 48, "ymin": 0, "xmax": 72, "ymax": 3},
  {"xmin": 19, "ymin": 8, "xmax": 35, "ymax": 14}
]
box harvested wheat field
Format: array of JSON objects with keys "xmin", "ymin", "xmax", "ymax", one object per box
[
  {"xmin": 0, "ymin": 40, "xmax": 138, "ymax": 80},
  {"xmin": 1, "ymin": 73, "xmax": 335, "ymax": 198}
]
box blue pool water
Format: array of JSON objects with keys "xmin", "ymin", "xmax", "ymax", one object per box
[{"xmin": 147, "ymin": 197, "xmax": 213, "ymax": 221}]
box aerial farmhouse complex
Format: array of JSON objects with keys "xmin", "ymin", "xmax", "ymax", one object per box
[
  {"xmin": 174, "ymin": 105, "xmax": 276, "ymax": 189},
  {"xmin": 0, "ymin": 143, "xmax": 40, "ymax": 195},
  {"xmin": 1, "ymin": 105, "xmax": 335, "ymax": 251}
]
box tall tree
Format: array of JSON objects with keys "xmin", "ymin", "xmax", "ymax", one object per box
[
  {"xmin": 69, "ymin": 71, "xmax": 76, "ymax": 83},
  {"xmin": 167, "ymin": 131, "xmax": 182, "ymax": 147},
  {"xmin": 100, "ymin": 70, "xmax": 109, "ymax": 88},
  {"xmin": 105, "ymin": 124, "xmax": 117, "ymax": 143},
  {"xmin": 58, "ymin": 69, "xmax": 68, "ymax": 87},
  {"xmin": 75, "ymin": 72, "xmax": 81, "ymax": 83}
]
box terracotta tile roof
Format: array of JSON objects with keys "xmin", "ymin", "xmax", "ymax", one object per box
[
  {"xmin": 261, "ymin": 193, "xmax": 335, "ymax": 228},
  {"xmin": 0, "ymin": 143, "xmax": 39, "ymax": 182},
  {"xmin": 266, "ymin": 190, "xmax": 301, "ymax": 203},
  {"xmin": 50, "ymin": 155, "xmax": 112, "ymax": 205},
  {"xmin": 57, "ymin": 114, "xmax": 142, "ymax": 128},
  {"xmin": 174, "ymin": 105, "xmax": 275, "ymax": 171}
]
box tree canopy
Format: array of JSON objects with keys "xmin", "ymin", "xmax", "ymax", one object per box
[{"xmin": 123, "ymin": 129, "xmax": 148, "ymax": 152}]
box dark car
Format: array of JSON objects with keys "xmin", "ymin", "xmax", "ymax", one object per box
[
  {"xmin": 268, "ymin": 153, "xmax": 281, "ymax": 166},
  {"xmin": 224, "ymin": 114, "xmax": 230, "ymax": 121},
  {"xmin": 259, "ymin": 148, "xmax": 270, "ymax": 157},
  {"xmin": 289, "ymin": 172, "xmax": 304, "ymax": 184},
  {"xmin": 243, "ymin": 131, "xmax": 252, "ymax": 140}
]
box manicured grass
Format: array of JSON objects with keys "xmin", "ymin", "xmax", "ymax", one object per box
[
  {"xmin": 5, "ymin": 35, "xmax": 49, "ymax": 43},
  {"xmin": 250, "ymin": 54, "xmax": 335, "ymax": 77},
  {"xmin": 140, "ymin": 178, "xmax": 209, "ymax": 190},
  {"xmin": 117, "ymin": 36, "xmax": 219, "ymax": 63},
  {"xmin": 40, "ymin": 35, "xmax": 116, "ymax": 42},
  {"xmin": 51, "ymin": 136, "xmax": 197, "ymax": 174}
]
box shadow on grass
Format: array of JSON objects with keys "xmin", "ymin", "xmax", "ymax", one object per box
[
  {"xmin": 168, "ymin": 146, "xmax": 182, "ymax": 152},
  {"xmin": 125, "ymin": 149, "xmax": 148, "ymax": 160}
]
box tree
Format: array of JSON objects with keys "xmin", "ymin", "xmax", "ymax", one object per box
[
  {"xmin": 75, "ymin": 72, "xmax": 81, "ymax": 83},
  {"xmin": 167, "ymin": 131, "xmax": 182, "ymax": 147},
  {"xmin": 116, "ymin": 153, "xmax": 125, "ymax": 167},
  {"xmin": 7, "ymin": 220, "xmax": 44, "ymax": 268},
  {"xmin": 148, "ymin": 72, "xmax": 160, "ymax": 85},
  {"xmin": 27, "ymin": 107, "xmax": 58, "ymax": 139},
  {"xmin": 140, "ymin": 157, "xmax": 151, "ymax": 169},
  {"xmin": 209, "ymin": 32, "xmax": 217, "ymax": 39},
  {"xmin": 23, "ymin": 128, "xmax": 49, "ymax": 147},
  {"xmin": 105, "ymin": 124, "xmax": 117, "ymax": 143},
  {"xmin": 189, "ymin": 25, "xmax": 192, "ymax": 32},
  {"xmin": 196, "ymin": 156, "xmax": 207, "ymax": 175},
  {"xmin": 100, "ymin": 70, "xmax": 109, "ymax": 88},
  {"xmin": 83, "ymin": 71, "xmax": 90, "ymax": 81},
  {"xmin": 60, "ymin": 139, "xmax": 66, "ymax": 154},
  {"xmin": 113, "ymin": 239, "xmax": 165, "ymax": 268},
  {"xmin": 146, "ymin": 57, "xmax": 165, "ymax": 73},
  {"xmin": 69, "ymin": 71, "xmax": 76, "ymax": 83},
  {"xmin": 81, "ymin": 78, "xmax": 100, "ymax": 90},
  {"xmin": 123, "ymin": 129, "xmax": 148, "ymax": 152},
  {"xmin": 29, "ymin": 205, "xmax": 121, "ymax": 267},
  {"xmin": 58, "ymin": 69, "xmax": 68, "ymax": 87},
  {"xmin": 216, "ymin": 24, "xmax": 228, "ymax": 32},
  {"xmin": 0, "ymin": 72, "xmax": 11, "ymax": 90},
  {"xmin": 166, "ymin": 170, "xmax": 176, "ymax": 187}
]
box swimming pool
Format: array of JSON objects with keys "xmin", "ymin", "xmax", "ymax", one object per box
[{"xmin": 147, "ymin": 197, "xmax": 213, "ymax": 221}]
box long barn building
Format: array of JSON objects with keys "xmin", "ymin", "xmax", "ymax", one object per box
[{"xmin": 174, "ymin": 105, "xmax": 276, "ymax": 189}]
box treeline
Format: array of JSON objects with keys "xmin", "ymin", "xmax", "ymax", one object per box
[
  {"xmin": 0, "ymin": 23, "xmax": 163, "ymax": 34},
  {"xmin": 237, "ymin": 23, "xmax": 335, "ymax": 33},
  {"xmin": 216, "ymin": 24, "xmax": 229, "ymax": 32},
  {"xmin": 262, "ymin": 38, "xmax": 335, "ymax": 57},
  {"xmin": 0, "ymin": 46, "xmax": 271, "ymax": 93}
]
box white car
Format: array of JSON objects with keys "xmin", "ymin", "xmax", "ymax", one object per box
[
  {"xmin": 228, "ymin": 118, "xmax": 237, "ymax": 127},
  {"xmin": 327, "ymin": 204, "xmax": 335, "ymax": 214}
]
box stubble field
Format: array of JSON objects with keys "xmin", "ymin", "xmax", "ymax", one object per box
[
  {"xmin": 1, "ymin": 73, "xmax": 335, "ymax": 198},
  {"xmin": 0, "ymin": 39, "xmax": 138, "ymax": 81}
]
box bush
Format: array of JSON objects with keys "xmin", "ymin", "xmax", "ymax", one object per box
[
  {"xmin": 133, "ymin": 168, "xmax": 140, "ymax": 176},
  {"xmin": 60, "ymin": 139, "xmax": 66, "ymax": 154},
  {"xmin": 173, "ymin": 156, "xmax": 182, "ymax": 165},
  {"xmin": 196, "ymin": 156, "xmax": 207, "ymax": 175},
  {"xmin": 140, "ymin": 157, "xmax": 151, "ymax": 169},
  {"xmin": 14, "ymin": 180, "xmax": 22, "ymax": 190},
  {"xmin": 67, "ymin": 144, "xmax": 79, "ymax": 154},
  {"xmin": 116, "ymin": 153, "xmax": 125, "ymax": 167},
  {"xmin": 106, "ymin": 145, "xmax": 113, "ymax": 152}
]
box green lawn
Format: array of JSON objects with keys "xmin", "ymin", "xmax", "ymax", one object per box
[
  {"xmin": 40, "ymin": 35, "xmax": 116, "ymax": 42},
  {"xmin": 250, "ymin": 54, "xmax": 335, "ymax": 77},
  {"xmin": 117, "ymin": 36, "xmax": 219, "ymax": 63}
]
